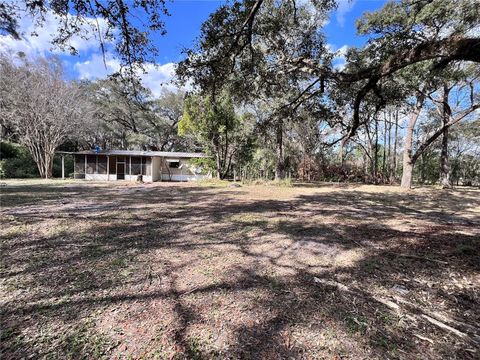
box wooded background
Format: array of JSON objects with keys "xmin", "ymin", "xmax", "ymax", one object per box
[{"xmin": 0, "ymin": 0, "xmax": 479, "ymax": 188}]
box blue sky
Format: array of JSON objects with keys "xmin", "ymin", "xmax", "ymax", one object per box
[
  {"xmin": 0, "ymin": 0, "xmax": 387, "ymax": 96},
  {"xmin": 149, "ymin": 0, "xmax": 384, "ymax": 63}
]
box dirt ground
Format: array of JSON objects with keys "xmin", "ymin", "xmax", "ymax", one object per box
[{"xmin": 1, "ymin": 179, "xmax": 479, "ymax": 359}]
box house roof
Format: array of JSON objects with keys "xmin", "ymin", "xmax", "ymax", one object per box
[{"xmin": 56, "ymin": 150, "xmax": 209, "ymax": 158}]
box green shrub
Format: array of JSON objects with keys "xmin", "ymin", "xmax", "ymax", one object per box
[
  {"xmin": 272, "ymin": 177, "xmax": 292, "ymax": 187},
  {"xmin": 0, "ymin": 142, "xmax": 39, "ymax": 178},
  {"xmin": 241, "ymin": 177, "xmax": 293, "ymax": 187},
  {"xmin": 0, "ymin": 141, "xmax": 18, "ymax": 159},
  {"xmin": 187, "ymin": 157, "xmax": 216, "ymax": 175}
]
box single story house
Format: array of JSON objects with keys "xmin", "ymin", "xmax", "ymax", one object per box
[{"xmin": 58, "ymin": 150, "xmax": 211, "ymax": 182}]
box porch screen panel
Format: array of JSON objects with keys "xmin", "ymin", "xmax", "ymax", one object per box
[
  {"xmin": 86, "ymin": 155, "xmax": 96, "ymax": 174},
  {"xmin": 97, "ymin": 155, "xmax": 107, "ymax": 174},
  {"xmin": 131, "ymin": 157, "xmax": 142, "ymax": 175},
  {"xmin": 109, "ymin": 156, "xmax": 116, "ymax": 174},
  {"xmin": 142, "ymin": 158, "xmax": 151, "ymax": 176},
  {"xmin": 125, "ymin": 157, "xmax": 130, "ymax": 174},
  {"xmin": 74, "ymin": 155, "xmax": 85, "ymax": 174}
]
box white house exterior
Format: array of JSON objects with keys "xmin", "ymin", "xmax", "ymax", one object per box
[{"xmin": 63, "ymin": 150, "xmax": 211, "ymax": 182}]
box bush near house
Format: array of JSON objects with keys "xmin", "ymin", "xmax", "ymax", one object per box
[
  {"xmin": 0, "ymin": 141, "xmax": 38, "ymax": 178},
  {"xmin": 0, "ymin": 141, "xmax": 73, "ymax": 178}
]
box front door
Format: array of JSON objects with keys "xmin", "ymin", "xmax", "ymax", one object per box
[{"xmin": 117, "ymin": 163, "xmax": 125, "ymax": 180}]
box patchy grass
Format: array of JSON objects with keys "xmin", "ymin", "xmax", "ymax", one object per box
[
  {"xmin": 1, "ymin": 179, "xmax": 479, "ymax": 359},
  {"xmin": 241, "ymin": 178, "xmax": 293, "ymax": 187}
]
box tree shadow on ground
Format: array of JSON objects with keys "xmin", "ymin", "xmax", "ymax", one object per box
[{"xmin": 1, "ymin": 182, "xmax": 479, "ymax": 359}]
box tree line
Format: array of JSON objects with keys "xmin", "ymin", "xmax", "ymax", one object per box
[{"xmin": 1, "ymin": 0, "xmax": 479, "ymax": 188}]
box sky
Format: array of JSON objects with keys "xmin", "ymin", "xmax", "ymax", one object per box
[{"xmin": 0, "ymin": 0, "xmax": 388, "ymax": 97}]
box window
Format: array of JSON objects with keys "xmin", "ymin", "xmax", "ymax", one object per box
[
  {"xmin": 125, "ymin": 157, "xmax": 130, "ymax": 175},
  {"xmin": 168, "ymin": 161, "xmax": 180, "ymax": 168},
  {"xmin": 131, "ymin": 157, "xmax": 142, "ymax": 175},
  {"xmin": 109, "ymin": 156, "xmax": 116, "ymax": 174}
]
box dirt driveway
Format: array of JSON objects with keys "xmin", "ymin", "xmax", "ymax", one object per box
[{"xmin": 1, "ymin": 180, "xmax": 479, "ymax": 359}]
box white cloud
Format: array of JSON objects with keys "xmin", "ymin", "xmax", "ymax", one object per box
[
  {"xmin": 0, "ymin": 6, "xmax": 111, "ymax": 58},
  {"xmin": 295, "ymin": 0, "xmax": 330, "ymax": 27},
  {"xmin": 334, "ymin": 45, "xmax": 349, "ymax": 69},
  {"xmin": 74, "ymin": 53, "xmax": 121, "ymax": 79},
  {"xmin": 74, "ymin": 54, "xmax": 180, "ymax": 97},
  {"xmin": 335, "ymin": 0, "xmax": 356, "ymax": 27},
  {"xmin": 327, "ymin": 43, "xmax": 349, "ymax": 70},
  {"xmin": 141, "ymin": 63, "xmax": 179, "ymax": 97},
  {"xmin": 1, "ymin": 5, "xmax": 181, "ymax": 97},
  {"xmin": 336, "ymin": 44, "xmax": 349, "ymax": 57},
  {"xmin": 327, "ymin": 43, "xmax": 349, "ymax": 58}
]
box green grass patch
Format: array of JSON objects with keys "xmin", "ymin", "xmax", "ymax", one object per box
[
  {"xmin": 196, "ymin": 178, "xmax": 230, "ymax": 187},
  {"xmin": 454, "ymin": 244, "xmax": 476, "ymax": 256},
  {"xmin": 344, "ymin": 314, "xmax": 368, "ymax": 334},
  {"xmin": 57, "ymin": 319, "xmax": 116, "ymax": 359},
  {"xmin": 228, "ymin": 213, "xmax": 269, "ymax": 228}
]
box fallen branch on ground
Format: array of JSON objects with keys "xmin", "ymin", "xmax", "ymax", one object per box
[
  {"xmin": 312, "ymin": 276, "xmax": 480, "ymax": 345},
  {"xmin": 398, "ymin": 254, "xmax": 449, "ymax": 265},
  {"xmin": 414, "ymin": 334, "xmax": 434, "ymax": 344}
]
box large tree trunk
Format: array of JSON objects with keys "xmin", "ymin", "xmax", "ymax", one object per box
[
  {"xmin": 45, "ymin": 155, "xmax": 53, "ymax": 179},
  {"xmin": 373, "ymin": 116, "xmax": 379, "ymax": 183},
  {"xmin": 275, "ymin": 119, "xmax": 285, "ymax": 180},
  {"xmin": 440, "ymin": 85, "xmax": 452, "ymax": 189},
  {"xmin": 401, "ymin": 134, "xmax": 416, "ymax": 189},
  {"xmin": 386, "ymin": 111, "xmax": 391, "ymax": 181},
  {"xmin": 440, "ymin": 127, "xmax": 451, "ymax": 188},
  {"xmin": 391, "ymin": 110, "xmax": 398, "ymax": 183},
  {"xmin": 382, "ymin": 113, "xmax": 387, "ymax": 181},
  {"xmin": 339, "ymin": 138, "xmax": 345, "ymax": 168},
  {"xmin": 212, "ymin": 136, "xmax": 222, "ymax": 179},
  {"xmin": 26, "ymin": 141, "xmax": 55, "ymax": 179},
  {"xmin": 401, "ymin": 160, "xmax": 414, "ymax": 190},
  {"xmin": 420, "ymin": 153, "xmax": 426, "ymax": 184},
  {"xmin": 401, "ymin": 93, "xmax": 425, "ymax": 189}
]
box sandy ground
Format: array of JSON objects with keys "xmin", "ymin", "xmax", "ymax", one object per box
[{"xmin": 1, "ymin": 179, "xmax": 479, "ymax": 359}]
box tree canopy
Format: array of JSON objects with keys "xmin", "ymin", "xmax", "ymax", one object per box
[{"xmin": 1, "ymin": 0, "xmax": 479, "ymax": 186}]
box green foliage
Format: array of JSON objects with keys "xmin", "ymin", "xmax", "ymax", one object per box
[
  {"xmin": 357, "ymin": 0, "xmax": 479, "ymax": 50},
  {"xmin": 180, "ymin": 91, "xmax": 254, "ymax": 178},
  {"xmin": 272, "ymin": 178, "xmax": 292, "ymax": 187},
  {"xmin": 187, "ymin": 157, "xmax": 216, "ymax": 175},
  {"xmin": 243, "ymin": 148, "xmax": 277, "ymax": 179},
  {"xmin": 180, "ymin": 92, "xmax": 238, "ymax": 144},
  {"xmin": 0, "ymin": 142, "xmax": 39, "ymax": 178},
  {"xmin": 86, "ymin": 79, "xmax": 191, "ymax": 152},
  {"xmin": 0, "ymin": 141, "xmax": 17, "ymax": 159}
]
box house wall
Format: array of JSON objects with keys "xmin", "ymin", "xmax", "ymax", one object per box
[
  {"xmin": 75, "ymin": 154, "xmax": 209, "ymax": 182},
  {"xmin": 159, "ymin": 157, "xmax": 211, "ymax": 181},
  {"xmin": 161, "ymin": 174, "xmax": 209, "ymax": 181},
  {"xmin": 85, "ymin": 174, "xmax": 110, "ymax": 181},
  {"xmin": 124, "ymin": 174, "xmax": 153, "ymax": 182}
]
